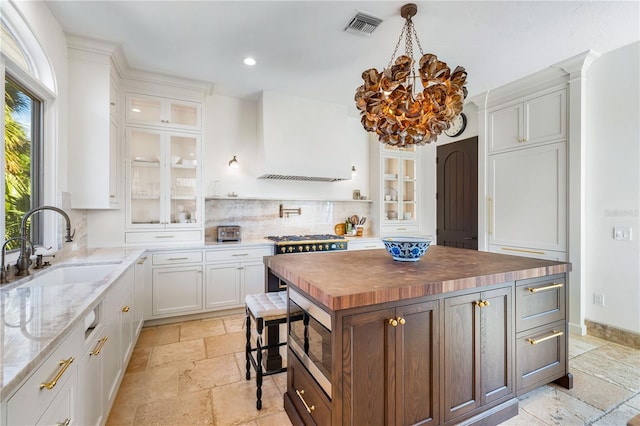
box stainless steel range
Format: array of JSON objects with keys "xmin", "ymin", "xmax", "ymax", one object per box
[{"xmin": 266, "ymin": 234, "xmax": 348, "ymax": 255}]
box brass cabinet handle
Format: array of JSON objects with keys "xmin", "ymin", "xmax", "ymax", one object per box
[
  {"xmin": 40, "ymin": 357, "xmax": 74, "ymax": 390},
  {"xmin": 137, "ymin": 256, "xmax": 148, "ymax": 265},
  {"xmin": 232, "ymin": 253, "xmax": 249, "ymax": 257},
  {"xmin": 167, "ymin": 257, "xmax": 189, "ymax": 261},
  {"xmin": 397, "ymin": 317, "xmax": 406, "ymax": 325},
  {"xmin": 475, "ymin": 301, "xmax": 485, "ymax": 308},
  {"xmin": 488, "ymin": 197, "xmax": 493, "ymax": 235},
  {"xmin": 56, "ymin": 418, "xmax": 71, "ymax": 426},
  {"xmin": 90, "ymin": 336, "xmax": 109, "ymax": 356},
  {"xmin": 295, "ymin": 389, "xmax": 315, "ymax": 413},
  {"xmin": 122, "ymin": 305, "xmax": 130, "ymax": 313},
  {"xmin": 527, "ymin": 330, "xmax": 564, "ymax": 345},
  {"xmin": 501, "ymin": 247, "xmax": 546, "ymax": 255},
  {"xmin": 527, "ymin": 282, "xmax": 564, "ymax": 293},
  {"xmin": 155, "ymin": 235, "xmax": 175, "ymax": 239},
  {"xmin": 483, "ymin": 300, "xmax": 489, "ymax": 307},
  {"xmin": 388, "ymin": 318, "xmax": 398, "ymax": 327}
]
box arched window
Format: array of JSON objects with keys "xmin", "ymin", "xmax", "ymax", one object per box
[{"xmin": 2, "ymin": 2, "xmax": 57, "ymax": 253}]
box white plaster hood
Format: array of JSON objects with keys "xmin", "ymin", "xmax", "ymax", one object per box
[{"xmin": 257, "ymin": 91, "xmax": 351, "ymax": 182}]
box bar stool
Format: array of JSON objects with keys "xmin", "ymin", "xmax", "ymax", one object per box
[{"xmin": 245, "ymin": 291, "xmax": 288, "ymax": 410}]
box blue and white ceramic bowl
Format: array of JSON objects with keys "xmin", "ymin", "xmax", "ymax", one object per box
[{"xmin": 382, "ymin": 237, "xmax": 432, "ymax": 262}]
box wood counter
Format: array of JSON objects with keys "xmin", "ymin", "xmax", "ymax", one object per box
[
  {"xmin": 265, "ymin": 245, "xmax": 570, "ymax": 311},
  {"xmin": 268, "ymin": 246, "xmax": 573, "ymax": 426}
]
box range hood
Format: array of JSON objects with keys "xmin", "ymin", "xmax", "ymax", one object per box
[{"xmin": 257, "ymin": 91, "xmax": 352, "ymax": 182}]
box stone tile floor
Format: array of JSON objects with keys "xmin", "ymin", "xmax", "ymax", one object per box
[{"xmin": 107, "ymin": 314, "xmax": 640, "ymax": 425}]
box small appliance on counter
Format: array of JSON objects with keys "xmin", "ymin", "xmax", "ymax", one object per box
[{"xmin": 217, "ymin": 225, "xmax": 241, "ymax": 242}]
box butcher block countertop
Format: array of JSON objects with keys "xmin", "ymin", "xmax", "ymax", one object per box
[{"xmin": 265, "ymin": 245, "xmax": 570, "ymax": 311}]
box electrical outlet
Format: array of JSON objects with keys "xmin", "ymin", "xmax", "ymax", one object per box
[
  {"xmin": 593, "ymin": 293, "xmax": 605, "ymax": 307},
  {"xmin": 613, "ymin": 227, "xmax": 632, "ymax": 240}
]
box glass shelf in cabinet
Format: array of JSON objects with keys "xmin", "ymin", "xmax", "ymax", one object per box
[{"xmin": 131, "ymin": 160, "xmax": 160, "ymax": 168}]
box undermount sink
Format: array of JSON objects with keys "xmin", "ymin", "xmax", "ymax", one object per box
[{"xmin": 21, "ymin": 263, "xmax": 119, "ymax": 287}]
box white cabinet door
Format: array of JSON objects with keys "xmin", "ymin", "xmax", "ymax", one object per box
[
  {"xmin": 488, "ymin": 142, "xmax": 566, "ymax": 252},
  {"xmin": 204, "ymin": 263, "xmax": 242, "ymax": 309},
  {"xmin": 35, "ymin": 368, "xmax": 77, "ymax": 426},
  {"xmin": 125, "ymin": 93, "xmax": 202, "ymax": 131},
  {"xmin": 79, "ymin": 342, "xmax": 104, "ymax": 426},
  {"xmin": 102, "ymin": 315, "xmax": 121, "ymax": 410},
  {"xmin": 242, "ymin": 261, "xmax": 266, "ymax": 296},
  {"xmin": 380, "ymin": 150, "xmax": 419, "ymax": 235},
  {"xmin": 525, "ymin": 89, "xmax": 566, "ymax": 145},
  {"xmin": 134, "ymin": 255, "xmax": 149, "ymax": 333},
  {"xmin": 488, "ymin": 102, "xmax": 522, "ymax": 152},
  {"xmin": 152, "ymin": 266, "xmax": 203, "ymax": 316}
]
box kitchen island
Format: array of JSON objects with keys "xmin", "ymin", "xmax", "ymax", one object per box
[{"xmin": 265, "ymin": 245, "xmax": 572, "ymax": 426}]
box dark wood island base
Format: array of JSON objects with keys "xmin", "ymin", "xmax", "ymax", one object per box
[{"xmin": 266, "ymin": 245, "xmax": 572, "ymax": 425}]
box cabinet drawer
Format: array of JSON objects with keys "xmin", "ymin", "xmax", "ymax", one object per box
[
  {"xmin": 125, "ymin": 230, "xmax": 203, "ymax": 244},
  {"xmin": 205, "ymin": 246, "xmax": 272, "ymax": 263},
  {"xmin": 489, "ymin": 245, "xmax": 567, "ymax": 261},
  {"xmin": 152, "ymin": 251, "xmax": 203, "ymax": 265},
  {"xmin": 287, "ymin": 349, "xmax": 331, "ymax": 426},
  {"xmin": 7, "ymin": 326, "xmax": 82, "ymax": 425},
  {"xmin": 516, "ymin": 275, "xmax": 565, "ymax": 332},
  {"xmin": 516, "ymin": 321, "xmax": 566, "ymax": 395}
]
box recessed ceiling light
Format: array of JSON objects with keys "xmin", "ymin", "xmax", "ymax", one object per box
[{"xmin": 243, "ymin": 57, "xmax": 256, "ymax": 66}]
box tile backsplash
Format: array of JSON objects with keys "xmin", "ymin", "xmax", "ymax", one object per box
[{"xmin": 205, "ymin": 198, "xmax": 372, "ymax": 241}]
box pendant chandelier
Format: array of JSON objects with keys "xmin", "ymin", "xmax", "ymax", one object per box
[{"xmin": 355, "ymin": 3, "xmax": 468, "ymax": 147}]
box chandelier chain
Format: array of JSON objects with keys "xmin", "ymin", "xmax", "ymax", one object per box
[
  {"xmin": 411, "ymin": 21, "xmax": 425, "ymax": 56},
  {"xmin": 388, "ymin": 22, "xmax": 407, "ymax": 68}
]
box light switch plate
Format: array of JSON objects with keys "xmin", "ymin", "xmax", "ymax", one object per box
[{"xmin": 613, "ymin": 227, "xmax": 632, "ymax": 241}]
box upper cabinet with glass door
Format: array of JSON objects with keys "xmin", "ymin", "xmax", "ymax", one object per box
[
  {"xmin": 125, "ymin": 93, "xmax": 202, "ymax": 131},
  {"xmin": 380, "ymin": 146, "xmax": 418, "ymax": 235}
]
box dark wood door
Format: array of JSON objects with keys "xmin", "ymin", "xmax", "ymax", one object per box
[{"xmin": 437, "ymin": 137, "xmax": 478, "ymax": 249}]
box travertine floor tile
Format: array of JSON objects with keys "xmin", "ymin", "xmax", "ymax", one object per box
[
  {"xmin": 133, "ymin": 389, "xmax": 213, "ymax": 425},
  {"xmin": 553, "ymin": 368, "xmax": 633, "ymax": 411},
  {"xmin": 148, "ymin": 338, "xmax": 206, "ymax": 368},
  {"xmin": 107, "ymin": 364, "xmax": 180, "ymax": 425},
  {"xmin": 180, "ymin": 318, "xmax": 226, "ymax": 341},
  {"xmin": 591, "ymin": 342, "xmax": 640, "ymax": 368},
  {"xmin": 136, "ymin": 324, "xmax": 180, "ymax": 348},
  {"xmin": 210, "ymin": 377, "xmax": 284, "ymax": 425},
  {"xmin": 591, "ymin": 403, "xmax": 640, "ymax": 426},
  {"xmin": 499, "ymin": 408, "xmax": 550, "ymax": 425},
  {"xmin": 224, "ymin": 313, "xmax": 246, "ymax": 333},
  {"xmin": 569, "ymin": 334, "xmax": 609, "ymax": 358},
  {"xmin": 205, "ymin": 331, "xmax": 246, "ymax": 357},
  {"xmin": 125, "ymin": 346, "xmax": 152, "ymax": 374},
  {"xmin": 627, "ymin": 393, "xmax": 640, "ymax": 411},
  {"xmin": 518, "ymin": 385, "xmax": 602, "ymax": 425},
  {"xmin": 255, "ymin": 411, "xmax": 294, "ymax": 426},
  {"xmin": 178, "ymin": 353, "xmax": 244, "ymax": 392},
  {"xmin": 571, "ymin": 349, "xmax": 640, "ymax": 392}
]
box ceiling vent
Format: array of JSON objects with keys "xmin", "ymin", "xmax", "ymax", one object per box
[{"xmin": 344, "ymin": 11, "xmax": 382, "ymax": 35}]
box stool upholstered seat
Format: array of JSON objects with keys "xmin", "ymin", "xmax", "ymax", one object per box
[{"xmin": 245, "ymin": 291, "xmax": 289, "ymax": 410}]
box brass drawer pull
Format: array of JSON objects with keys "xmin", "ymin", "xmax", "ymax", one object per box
[
  {"xmin": 232, "ymin": 253, "xmax": 249, "ymax": 257},
  {"xmin": 167, "ymin": 257, "xmax": 189, "ymax": 261},
  {"xmin": 501, "ymin": 247, "xmax": 546, "ymax": 255},
  {"xmin": 475, "ymin": 300, "xmax": 489, "ymax": 308},
  {"xmin": 295, "ymin": 389, "xmax": 315, "ymax": 414},
  {"xmin": 40, "ymin": 357, "xmax": 74, "ymax": 390},
  {"xmin": 527, "ymin": 330, "xmax": 563, "ymax": 345},
  {"xmin": 56, "ymin": 418, "xmax": 71, "ymax": 426},
  {"xmin": 527, "ymin": 282, "xmax": 564, "ymax": 293},
  {"xmin": 122, "ymin": 305, "xmax": 130, "ymax": 313},
  {"xmin": 90, "ymin": 336, "xmax": 109, "ymax": 356},
  {"xmin": 137, "ymin": 256, "xmax": 148, "ymax": 265}
]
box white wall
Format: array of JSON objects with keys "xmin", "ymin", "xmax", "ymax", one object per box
[
  {"xmin": 202, "ymin": 94, "xmax": 370, "ymax": 201},
  {"xmin": 585, "ymin": 41, "xmax": 640, "ymax": 333}
]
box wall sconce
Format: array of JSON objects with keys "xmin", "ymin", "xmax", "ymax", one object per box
[
  {"xmin": 228, "ymin": 155, "xmax": 239, "ymax": 169},
  {"xmin": 351, "ymin": 165, "xmax": 357, "ymax": 177}
]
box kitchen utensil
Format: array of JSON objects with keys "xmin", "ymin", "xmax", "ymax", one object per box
[
  {"xmin": 359, "ymin": 217, "xmax": 366, "ymax": 225},
  {"xmin": 350, "ymin": 215, "xmax": 359, "ymax": 226}
]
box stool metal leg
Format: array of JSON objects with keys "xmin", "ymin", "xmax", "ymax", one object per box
[
  {"xmin": 256, "ymin": 317, "xmax": 264, "ymax": 410},
  {"xmin": 245, "ymin": 309, "xmax": 251, "ymax": 380}
]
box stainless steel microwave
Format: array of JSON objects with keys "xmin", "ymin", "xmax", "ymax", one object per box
[{"xmin": 288, "ymin": 287, "xmax": 332, "ymax": 398}]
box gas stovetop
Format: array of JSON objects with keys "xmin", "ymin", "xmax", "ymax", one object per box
[
  {"xmin": 266, "ymin": 234, "xmax": 347, "ymax": 243},
  {"xmin": 266, "ymin": 234, "xmax": 348, "ymax": 254}
]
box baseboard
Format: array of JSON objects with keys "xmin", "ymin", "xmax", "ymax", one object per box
[
  {"xmin": 585, "ymin": 319, "xmax": 640, "ymax": 349},
  {"xmin": 568, "ymin": 321, "xmax": 587, "ymax": 336}
]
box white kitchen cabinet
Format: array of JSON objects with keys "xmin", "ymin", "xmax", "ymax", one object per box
[
  {"xmin": 79, "ymin": 324, "xmax": 106, "ymax": 426},
  {"xmin": 347, "ymin": 238, "xmax": 384, "ymax": 251},
  {"xmin": 67, "ymin": 39, "xmax": 121, "ymax": 209},
  {"xmin": 151, "ymin": 265, "xmax": 203, "ymax": 317},
  {"xmin": 488, "ymin": 88, "xmax": 566, "ymax": 153},
  {"xmin": 125, "ymin": 126, "xmax": 202, "ymax": 242},
  {"xmin": 5, "ymin": 325, "xmax": 82, "ymax": 425},
  {"xmin": 125, "ymin": 93, "xmax": 202, "ymax": 131},
  {"xmin": 488, "ymin": 142, "xmax": 567, "ymax": 253},
  {"xmin": 204, "ymin": 246, "xmax": 272, "ymax": 310},
  {"xmin": 370, "ymin": 142, "xmax": 420, "ymax": 236},
  {"xmin": 133, "ymin": 254, "xmax": 149, "ymax": 335}
]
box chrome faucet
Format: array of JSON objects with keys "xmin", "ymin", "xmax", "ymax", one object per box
[
  {"xmin": 16, "ymin": 206, "xmax": 75, "ymax": 276},
  {"xmin": 1, "ymin": 237, "xmax": 34, "ymax": 283}
]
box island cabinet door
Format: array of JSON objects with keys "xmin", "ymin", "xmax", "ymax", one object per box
[
  {"xmin": 342, "ymin": 301, "xmax": 439, "ymax": 426},
  {"xmin": 443, "ymin": 287, "xmax": 513, "ymax": 423}
]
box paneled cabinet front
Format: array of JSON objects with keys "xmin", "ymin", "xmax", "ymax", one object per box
[
  {"xmin": 125, "ymin": 93, "xmax": 202, "ymax": 131},
  {"xmin": 443, "ymin": 286, "xmax": 513, "ymax": 423},
  {"xmin": 151, "ymin": 265, "xmax": 203, "ymax": 317},
  {"xmin": 342, "ymin": 300, "xmax": 439, "ymax": 425}
]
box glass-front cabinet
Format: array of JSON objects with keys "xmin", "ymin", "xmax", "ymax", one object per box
[
  {"xmin": 126, "ymin": 127, "xmax": 200, "ymax": 229},
  {"xmin": 125, "ymin": 93, "xmax": 202, "ymax": 131},
  {"xmin": 371, "ymin": 141, "xmax": 420, "ymax": 236}
]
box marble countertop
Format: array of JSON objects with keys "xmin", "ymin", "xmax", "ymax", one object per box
[
  {"xmin": 0, "ymin": 247, "xmax": 144, "ymax": 399},
  {"xmin": 265, "ymin": 245, "xmax": 571, "ymax": 311}
]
